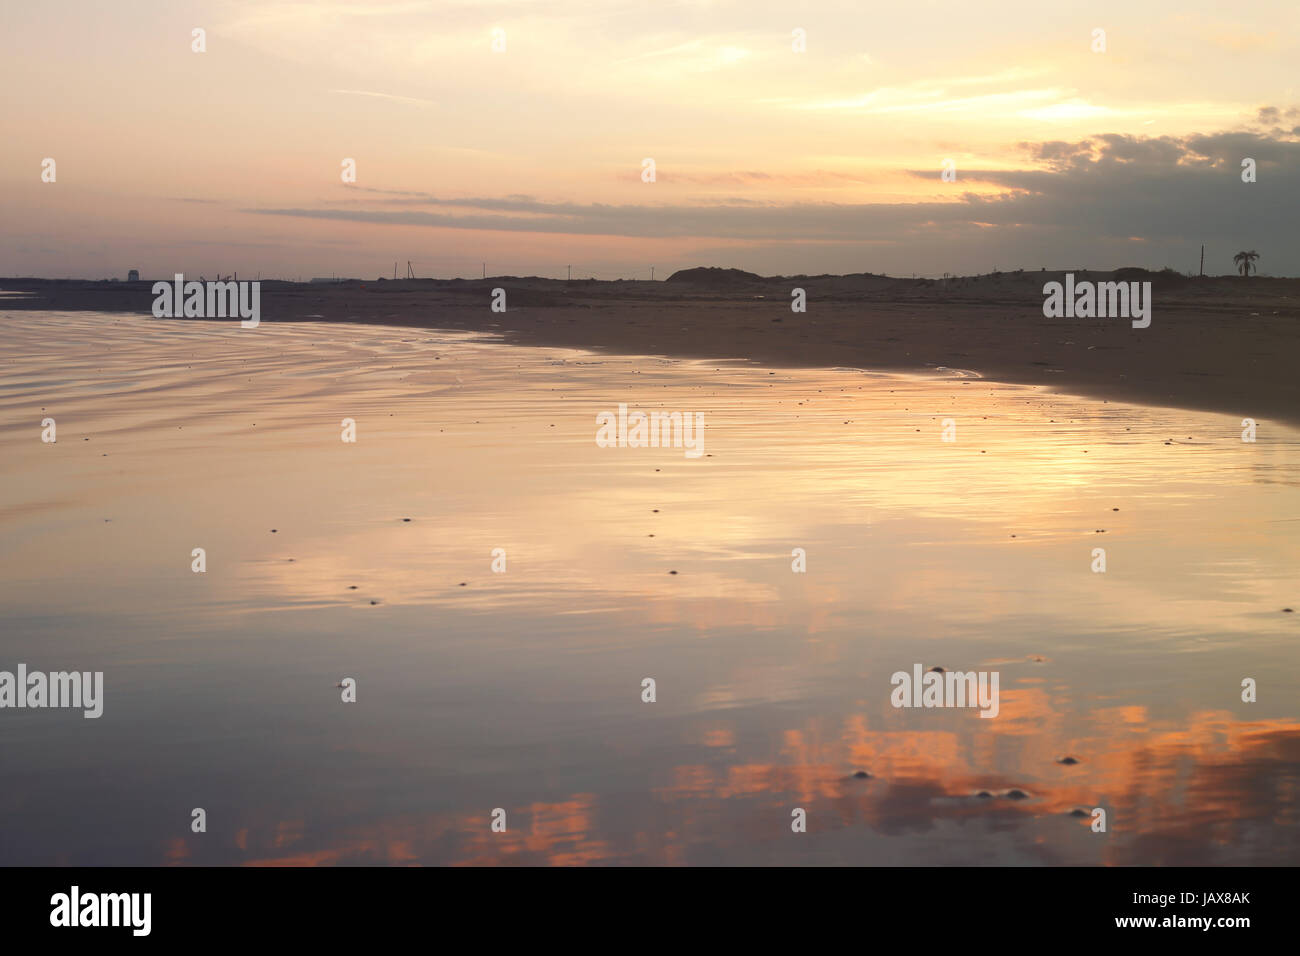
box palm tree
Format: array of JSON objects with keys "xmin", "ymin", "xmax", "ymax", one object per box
[{"xmin": 1233, "ymin": 250, "xmax": 1260, "ymax": 277}]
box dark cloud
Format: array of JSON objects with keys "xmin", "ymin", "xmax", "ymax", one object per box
[
  {"xmin": 1020, "ymin": 140, "xmax": 1094, "ymax": 168},
  {"xmin": 245, "ymin": 120, "xmax": 1300, "ymax": 273}
]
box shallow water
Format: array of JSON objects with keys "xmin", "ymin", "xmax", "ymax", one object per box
[{"xmin": 0, "ymin": 311, "xmax": 1297, "ymax": 865}]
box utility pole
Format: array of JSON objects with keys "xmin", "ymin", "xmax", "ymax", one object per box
[
  {"xmin": 407, "ymin": 261, "xmax": 414, "ymax": 279},
  {"xmin": 393, "ymin": 262, "xmax": 397, "ymax": 280},
  {"xmin": 1199, "ymin": 245, "xmax": 1204, "ymax": 277},
  {"xmin": 482, "ymin": 262, "xmax": 486, "ymax": 279},
  {"xmin": 567, "ymin": 265, "xmax": 571, "ymax": 281},
  {"xmin": 651, "ymin": 266, "xmax": 655, "ymax": 281}
]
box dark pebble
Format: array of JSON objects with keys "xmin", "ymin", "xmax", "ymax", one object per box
[
  {"xmin": 1057, "ymin": 756, "xmax": 1079, "ymax": 765},
  {"xmin": 1004, "ymin": 789, "xmax": 1030, "ymax": 800},
  {"xmin": 853, "ymin": 771, "xmax": 871, "ymax": 779}
]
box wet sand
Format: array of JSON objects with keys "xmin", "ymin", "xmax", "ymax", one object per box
[
  {"xmin": 3, "ymin": 269, "xmax": 1297, "ymax": 427},
  {"xmin": 1, "ymin": 311, "xmax": 1297, "ymax": 865}
]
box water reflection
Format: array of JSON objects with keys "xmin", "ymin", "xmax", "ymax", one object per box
[{"xmin": 0, "ymin": 312, "xmax": 1296, "ymax": 865}]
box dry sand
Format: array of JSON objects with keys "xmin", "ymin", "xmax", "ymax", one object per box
[{"xmin": 4, "ymin": 268, "xmax": 1297, "ymax": 424}]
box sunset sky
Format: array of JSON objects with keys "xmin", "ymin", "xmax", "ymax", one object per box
[{"xmin": 3, "ymin": 0, "xmax": 1298, "ymax": 279}]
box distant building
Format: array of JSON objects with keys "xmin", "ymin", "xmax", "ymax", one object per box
[{"xmin": 127, "ymin": 269, "xmax": 139, "ymax": 281}]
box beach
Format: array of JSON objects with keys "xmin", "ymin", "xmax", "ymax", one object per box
[
  {"xmin": 3, "ymin": 270, "xmax": 1297, "ymax": 427},
  {"xmin": 1, "ymin": 308, "xmax": 1296, "ymax": 865}
]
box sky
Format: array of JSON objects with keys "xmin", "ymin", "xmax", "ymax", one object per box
[{"xmin": 2, "ymin": 0, "xmax": 1299, "ymax": 279}]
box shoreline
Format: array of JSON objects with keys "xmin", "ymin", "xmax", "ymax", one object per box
[{"xmin": 3, "ymin": 272, "xmax": 1297, "ymax": 427}]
